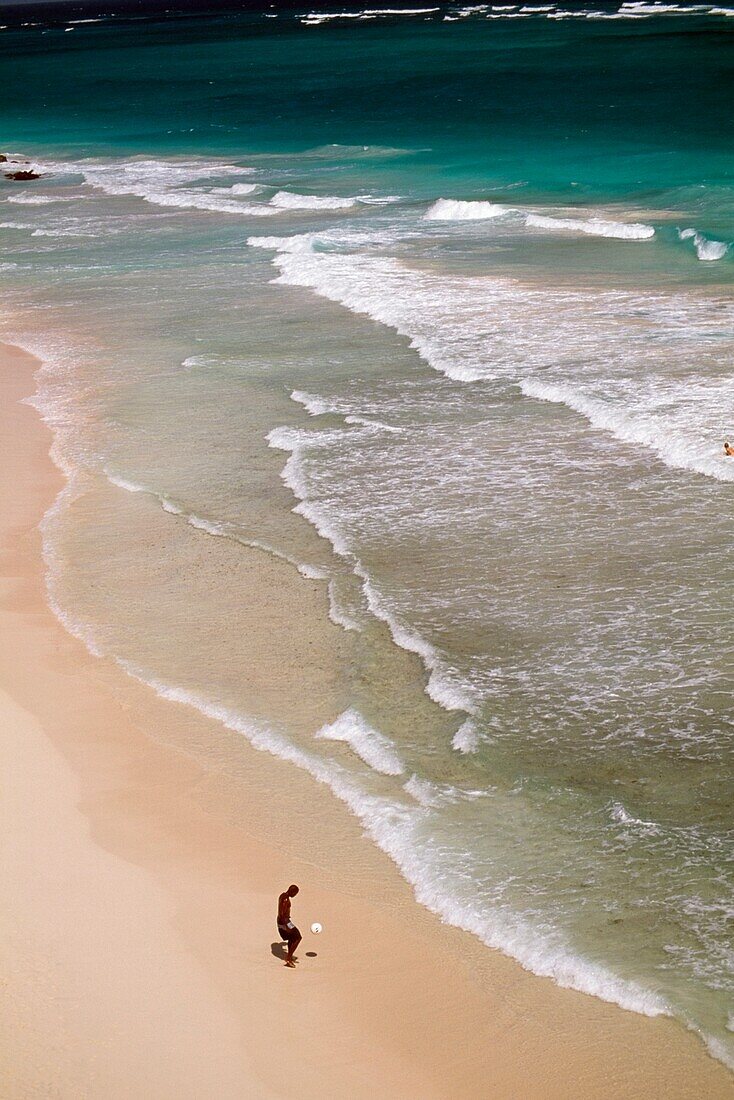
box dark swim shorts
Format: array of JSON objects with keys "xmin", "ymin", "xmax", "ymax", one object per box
[{"xmin": 278, "ymin": 922, "xmax": 299, "ymax": 941}]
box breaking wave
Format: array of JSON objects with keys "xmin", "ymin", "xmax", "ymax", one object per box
[
  {"xmin": 315, "ymin": 707, "xmax": 405, "ymax": 775},
  {"xmin": 64, "ymin": 158, "xmax": 278, "ymax": 216},
  {"xmin": 424, "ymin": 198, "xmax": 510, "ymax": 220},
  {"xmin": 520, "ymin": 378, "xmax": 734, "ymax": 483},
  {"xmin": 270, "ymin": 190, "xmax": 359, "ymax": 210},
  {"xmin": 252, "ymin": 232, "xmax": 734, "ymax": 484},
  {"xmin": 425, "ymin": 198, "xmax": 655, "ymax": 239},
  {"xmin": 525, "ymin": 212, "xmax": 655, "ymax": 239},
  {"xmin": 678, "ymin": 227, "xmax": 729, "ymax": 261}
]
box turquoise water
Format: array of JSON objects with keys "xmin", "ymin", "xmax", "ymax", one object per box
[{"xmin": 2, "ymin": 1, "xmax": 733, "ymax": 1070}]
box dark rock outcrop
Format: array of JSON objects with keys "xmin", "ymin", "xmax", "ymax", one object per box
[{"xmin": 4, "ymin": 170, "xmax": 41, "ymax": 181}]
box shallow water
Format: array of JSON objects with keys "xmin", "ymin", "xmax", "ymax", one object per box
[{"xmin": 1, "ymin": 1, "xmax": 733, "ymax": 1068}]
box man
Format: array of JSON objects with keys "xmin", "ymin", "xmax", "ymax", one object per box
[
  {"xmin": 724, "ymin": 441, "xmax": 734, "ymax": 457},
  {"xmin": 277, "ymin": 884, "xmax": 302, "ymax": 968}
]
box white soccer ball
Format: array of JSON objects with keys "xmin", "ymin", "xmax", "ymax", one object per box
[{"xmin": 310, "ymin": 922, "xmax": 323, "ymax": 935}]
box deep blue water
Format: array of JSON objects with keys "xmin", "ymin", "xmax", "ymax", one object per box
[{"xmin": 2, "ymin": 3, "xmax": 733, "ymax": 204}]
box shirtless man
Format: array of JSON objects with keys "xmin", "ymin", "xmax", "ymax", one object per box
[
  {"xmin": 724, "ymin": 441, "xmax": 734, "ymax": 457},
  {"xmin": 277, "ymin": 884, "xmax": 302, "ymax": 968}
]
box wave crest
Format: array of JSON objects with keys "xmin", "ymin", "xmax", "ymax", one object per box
[
  {"xmin": 424, "ymin": 198, "xmax": 510, "ymax": 220},
  {"xmin": 525, "ymin": 213, "xmax": 655, "ymax": 239},
  {"xmin": 678, "ymin": 227, "xmax": 729, "ymax": 261},
  {"xmin": 270, "ymin": 190, "xmax": 358, "ymax": 211},
  {"xmin": 315, "ymin": 707, "xmax": 405, "ymax": 775}
]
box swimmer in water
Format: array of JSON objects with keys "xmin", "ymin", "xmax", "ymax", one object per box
[{"xmin": 724, "ymin": 441, "xmax": 734, "ymax": 457}]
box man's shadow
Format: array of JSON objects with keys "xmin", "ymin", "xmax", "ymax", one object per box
[{"xmin": 271, "ymin": 942, "xmax": 317, "ymax": 960}]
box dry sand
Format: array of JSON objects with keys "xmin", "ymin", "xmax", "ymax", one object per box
[{"xmin": 1, "ymin": 340, "xmax": 732, "ymax": 1099}]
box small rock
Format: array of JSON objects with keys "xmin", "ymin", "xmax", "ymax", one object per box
[{"xmin": 4, "ymin": 170, "xmax": 41, "ymax": 181}]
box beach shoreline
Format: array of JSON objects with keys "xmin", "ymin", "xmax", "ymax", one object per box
[{"xmin": 1, "ymin": 338, "xmax": 732, "ymax": 1099}]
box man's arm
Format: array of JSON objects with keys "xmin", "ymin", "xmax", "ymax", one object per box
[{"xmin": 277, "ymin": 893, "xmax": 291, "ymax": 924}]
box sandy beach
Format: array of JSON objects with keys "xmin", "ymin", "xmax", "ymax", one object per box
[{"xmin": 1, "ymin": 338, "xmax": 732, "ymax": 1099}]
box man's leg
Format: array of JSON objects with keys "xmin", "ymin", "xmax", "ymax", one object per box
[{"xmin": 285, "ymin": 927, "xmax": 302, "ymax": 967}]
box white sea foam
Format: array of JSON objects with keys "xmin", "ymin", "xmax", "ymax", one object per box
[
  {"xmin": 267, "ymin": 424, "xmax": 346, "ymax": 541},
  {"xmin": 210, "ymin": 182, "xmax": 260, "ymax": 195},
  {"xmin": 31, "ymin": 227, "xmax": 94, "ymax": 238},
  {"xmin": 360, "ymin": 575, "xmax": 481, "ymax": 714},
  {"xmin": 290, "ymin": 392, "xmax": 392, "ymax": 431},
  {"xmin": 291, "ymin": 389, "xmax": 401, "ymax": 433},
  {"xmin": 250, "ymin": 232, "xmax": 491, "ymax": 382},
  {"xmin": 525, "ymin": 213, "xmax": 655, "ymax": 240},
  {"xmin": 270, "ymin": 190, "xmax": 359, "ymax": 211},
  {"xmin": 678, "ymin": 227, "xmax": 729, "ymax": 261},
  {"xmin": 345, "ymin": 414, "xmax": 402, "ymax": 433},
  {"xmin": 474, "ymin": 1, "xmax": 733, "ymax": 15},
  {"xmin": 520, "ymin": 378, "xmax": 734, "ymax": 483},
  {"xmin": 302, "ymin": 7, "xmax": 438, "ymax": 21},
  {"xmin": 326, "ymin": 579, "xmax": 363, "ymax": 632},
  {"xmin": 403, "ymin": 775, "xmax": 449, "ymax": 806},
  {"xmin": 452, "ymin": 718, "xmax": 481, "ymax": 753},
  {"xmin": 315, "ymin": 707, "xmax": 405, "ymax": 775},
  {"xmin": 267, "ymin": 416, "xmax": 482, "ymax": 714},
  {"xmin": 66, "ymin": 158, "xmax": 274, "ymax": 217},
  {"xmin": 291, "ymin": 389, "xmax": 335, "ymax": 415},
  {"xmin": 4, "ymin": 221, "xmax": 93, "ymax": 240},
  {"xmin": 424, "ymin": 198, "xmax": 510, "ymax": 220},
  {"xmin": 181, "ymin": 354, "xmax": 221, "ymax": 368},
  {"xmin": 620, "ymin": 2, "xmax": 709, "ymax": 10},
  {"xmin": 251, "ymin": 232, "xmax": 328, "ymax": 255},
  {"xmin": 609, "ymin": 801, "xmax": 662, "ymax": 834},
  {"xmin": 6, "ymin": 194, "xmax": 69, "ymax": 205},
  {"xmin": 254, "ymin": 232, "xmax": 734, "ymax": 484},
  {"xmin": 403, "ymin": 774, "xmax": 489, "ymax": 807},
  {"xmin": 364, "ymin": 6, "xmax": 439, "ymax": 12},
  {"xmin": 425, "ymin": 200, "xmax": 654, "ymax": 238}
]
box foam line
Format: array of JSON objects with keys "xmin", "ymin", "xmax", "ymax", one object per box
[
  {"xmin": 253, "ymin": 233, "xmax": 734, "ymax": 484},
  {"xmin": 425, "ymin": 198, "xmax": 655, "ymax": 239},
  {"xmin": 315, "ymin": 707, "xmax": 405, "ymax": 774},
  {"xmin": 103, "ymin": 469, "xmax": 328, "ymax": 580},
  {"xmin": 525, "ymin": 213, "xmax": 654, "ymax": 239},
  {"xmin": 270, "ymin": 191, "xmax": 359, "ymax": 211},
  {"xmin": 267, "ymin": 421, "xmax": 483, "ymax": 716},
  {"xmin": 520, "ymin": 379, "xmax": 734, "ymax": 483},
  {"xmin": 92, "ymin": 663, "xmax": 678, "ymax": 1026}
]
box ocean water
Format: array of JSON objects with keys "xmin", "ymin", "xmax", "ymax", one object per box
[{"xmin": 1, "ymin": 0, "xmax": 733, "ymax": 1069}]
